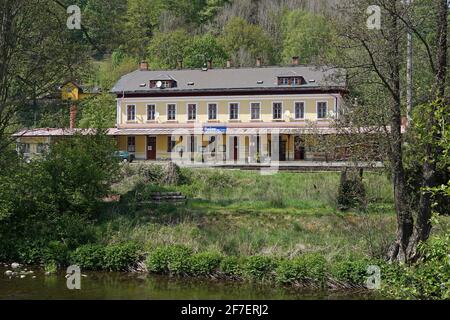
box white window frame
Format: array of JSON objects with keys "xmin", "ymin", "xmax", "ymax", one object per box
[
  {"xmin": 167, "ymin": 103, "xmax": 177, "ymax": 121},
  {"xmin": 208, "ymin": 103, "xmax": 218, "ymax": 120},
  {"xmin": 147, "ymin": 104, "xmax": 156, "ymax": 121},
  {"xmin": 229, "ymin": 102, "xmax": 240, "ymax": 120},
  {"xmin": 272, "ymin": 102, "xmax": 283, "ymax": 120},
  {"xmin": 187, "ymin": 103, "xmax": 197, "ymax": 121},
  {"xmin": 250, "ymin": 102, "xmax": 261, "ymax": 120},
  {"xmin": 316, "ymin": 101, "xmax": 328, "ymax": 119},
  {"xmin": 294, "ymin": 101, "xmax": 306, "ymax": 120},
  {"xmin": 126, "ymin": 104, "xmax": 136, "ymax": 122}
]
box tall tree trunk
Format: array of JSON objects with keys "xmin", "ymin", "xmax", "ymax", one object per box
[
  {"xmin": 385, "ymin": 6, "xmax": 414, "ymax": 263},
  {"xmin": 406, "ymin": 0, "xmax": 448, "ymax": 261}
]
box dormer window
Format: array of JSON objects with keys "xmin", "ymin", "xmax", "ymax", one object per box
[
  {"xmin": 277, "ymin": 76, "xmax": 305, "ymax": 86},
  {"xmin": 149, "ymin": 80, "xmax": 177, "ymax": 88}
]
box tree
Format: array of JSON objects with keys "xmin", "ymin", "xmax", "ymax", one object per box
[
  {"xmin": 219, "ymin": 17, "xmax": 275, "ymax": 66},
  {"xmin": 0, "ymin": 0, "xmax": 90, "ymax": 153},
  {"xmin": 281, "ymin": 9, "xmax": 336, "ymax": 64},
  {"xmin": 147, "ymin": 30, "xmax": 190, "ymax": 69},
  {"xmin": 184, "ymin": 34, "xmax": 227, "ymax": 68},
  {"xmin": 79, "ymin": 94, "xmax": 116, "ymax": 129}
]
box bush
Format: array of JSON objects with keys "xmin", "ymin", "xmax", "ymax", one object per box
[
  {"xmin": 220, "ymin": 256, "xmax": 242, "ymax": 277},
  {"xmin": 331, "ymin": 258, "xmax": 370, "ymax": 286},
  {"xmin": 337, "ymin": 170, "xmax": 366, "ymax": 211},
  {"xmin": 243, "ymin": 256, "xmax": 277, "ymax": 280},
  {"xmin": 71, "ymin": 244, "xmax": 106, "ymax": 270},
  {"xmin": 146, "ymin": 245, "xmax": 193, "ymax": 275},
  {"xmin": 189, "ymin": 252, "xmax": 223, "ymax": 275},
  {"xmin": 276, "ymin": 254, "xmax": 327, "ymax": 287},
  {"xmin": 41, "ymin": 241, "xmax": 69, "ymax": 265},
  {"xmin": 103, "ymin": 242, "xmax": 142, "ymax": 271}
]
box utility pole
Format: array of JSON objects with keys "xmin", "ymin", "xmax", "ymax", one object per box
[{"xmin": 406, "ymin": 0, "xmax": 413, "ymax": 124}]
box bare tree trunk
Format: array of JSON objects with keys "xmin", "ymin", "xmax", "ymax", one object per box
[{"xmin": 406, "ymin": 0, "xmax": 448, "ymax": 261}]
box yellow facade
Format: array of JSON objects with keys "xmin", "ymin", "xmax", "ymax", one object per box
[
  {"xmin": 118, "ymin": 95, "xmax": 337, "ymax": 125},
  {"xmin": 61, "ymin": 82, "xmax": 94, "ymax": 101}
]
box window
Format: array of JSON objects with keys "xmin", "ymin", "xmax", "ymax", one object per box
[
  {"xmin": 127, "ymin": 136, "xmax": 136, "ymax": 152},
  {"xmin": 147, "ymin": 105, "xmax": 156, "ymax": 121},
  {"xmin": 229, "ymin": 103, "xmax": 239, "ymax": 120},
  {"xmin": 167, "ymin": 136, "xmax": 176, "ymax": 152},
  {"xmin": 127, "ymin": 105, "xmax": 136, "ymax": 121},
  {"xmin": 295, "ymin": 102, "xmax": 305, "ymax": 119},
  {"xmin": 167, "ymin": 104, "xmax": 176, "ymax": 121},
  {"xmin": 36, "ymin": 143, "xmax": 47, "ymax": 154},
  {"xmin": 251, "ymin": 103, "xmax": 261, "ymax": 120},
  {"xmin": 208, "ymin": 103, "xmax": 217, "ymax": 120},
  {"xmin": 278, "ymin": 77, "xmax": 304, "ymax": 85},
  {"xmin": 273, "ymin": 102, "xmax": 282, "ymax": 120},
  {"xmin": 19, "ymin": 143, "xmax": 30, "ymax": 154},
  {"xmin": 317, "ymin": 102, "xmax": 328, "ymax": 119},
  {"xmin": 188, "ymin": 104, "xmax": 197, "ymax": 120}
]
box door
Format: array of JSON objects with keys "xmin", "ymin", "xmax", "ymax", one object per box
[
  {"xmin": 279, "ymin": 136, "xmax": 286, "ymax": 161},
  {"xmin": 147, "ymin": 136, "xmax": 156, "ymax": 160},
  {"xmin": 294, "ymin": 136, "xmax": 305, "ymax": 160},
  {"xmin": 233, "ymin": 137, "xmax": 239, "ymax": 162}
]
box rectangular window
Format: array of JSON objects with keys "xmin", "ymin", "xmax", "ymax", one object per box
[
  {"xmin": 36, "ymin": 143, "xmax": 46, "ymax": 154},
  {"xmin": 20, "ymin": 143, "xmax": 30, "ymax": 154},
  {"xmin": 127, "ymin": 136, "xmax": 136, "ymax": 152},
  {"xmin": 167, "ymin": 136, "xmax": 176, "ymax": 152},
  {"xmin": 317, "ymin": 102, "xmax": 328, "ymax": 119},
  {"xmin": 127, "ymin": 105, "xmax": 136, "ymax": 121},
  {"xmin": 251, "ymin": 103, "xmax": 261, "ymax": 120},
  {"xmin": 188, "ymin": 104, "xmax": 197, "ymax": 121},
  {"xmin": 147, "ymin": 104, "xmax": 156, "ymax": 121},
  {"xmin": 208, "ymin": 103, "xmax": 217, "ymax": 120},
  {"xmin": 167, "ymin": 104, "xmax": 176, "ymax": 121},
  {"xmin": 295, "ymin": 102, "xmax": 305, "ymax": 119},
  {"xmin": 229, "ymin": 103, "xmax": 239, "ymax": 120},
  {"xmin": 273, "ymin": 102, "xmax": 282, "ymax": 120}
]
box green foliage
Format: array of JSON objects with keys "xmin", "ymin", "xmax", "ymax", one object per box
[
  {"xmin": 79, "ymin": 94, "xmax": 116, "ymax": 129},
  {"xmin": 281, "ymin": 9, "xmax": 336, "ymax": 64},
  {"xmin": 219, "ymin": 17, "xmax": 276, "ymax": 66},
  {"xmin": 275, "ymin": 254, "xmax": 327, "ymax": 286},
  {"xmin": 337, "ymin": 170, "xmax": 366, "ymax": 211},
  {"xmin": 189, "ymin": 252, "xmax": 223, "ymax": 275},
  {"xmin": 71, "ymin": 242, "xmax": 141, "ymax": 271},
  {"xmin": 331, "ymin": 258, "xmax": 371, "ymax": 286},
  {"xmin": 220, "ymin": 256, "xmax": 242, "ymax": 277},
  {"xmin": 382, "ymin": 234, "xmax": 450, "ymax": 300},
  {"xmin": 103, "ymin": 242, "xmax": 142, "ymax": 271},
  {"xmin": 44, "ymin": 260, "xmax": 58, "ymax": 274},
  {"xmin": 147, "ymin": 30, "xmax": 190, "ymax": 69},
  {"xmin": 184, "ymin": 34, "xmax": 228, "ymax": 68},
  {"xmin": 146, "ymin": 245, "xmax": 193, "ymax": 275},
  {"xmin": 71, "ymin": 244, "xmax": 106, "ymax": 270},
  {"xmin": 242, "ymin": 256, "xmax": 277, "ymax": 280}
]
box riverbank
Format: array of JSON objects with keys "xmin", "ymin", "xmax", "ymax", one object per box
[{"xmin": 1, "ymin": 163, "xmax": 448, "ymax": 299}]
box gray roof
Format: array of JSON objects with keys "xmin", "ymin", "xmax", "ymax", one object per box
[{"xmin": 111, "ymin": 66, "xmax": 346, "ymax": 94}]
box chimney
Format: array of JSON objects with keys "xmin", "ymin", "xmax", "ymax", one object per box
[
  {"xmin": 292, "ymin": 56, "xmax": 300, "ymax": 65},
  {"xmin": 207, "ymin": 59, "xmax": 213, "ymax": 70},
  {"xmin": 70, "ymin": 105, "xmax": 77, "ymax": 129},
  {"xmin": 139, "ymin": 61, "xmax": 149, "ymax": 71},
  {"xmin": 256, "ymin": 57, "xmax": 262, "ymax": 67},
  {"xmin": 226, "ymin": 60, "xmax": 232, "ymax": 68},
  {"xmin": 177, "ymin": 59, "xmax": 183, "ymax": 70}
]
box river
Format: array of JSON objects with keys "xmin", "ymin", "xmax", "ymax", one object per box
[{"xmin": 0, "ymin": 267, "xmax": 377, "ymax": 300}]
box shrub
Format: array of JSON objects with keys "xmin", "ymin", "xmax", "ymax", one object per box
[
  {"xmin": 243, "ymin": 256, "xmax": 277, "ymax": 280},
  {"xmin": 70, "ymin": 244, "xmax": 106, "ymax": 270},
  {"xmin": 189, "ymin": 252, "xmax": 223, "ymax": 275},
  {"xmin": 276, "ymin": 254, "xmax": 327, "ymax": 287},
  {"xmin": 220, "ymin": 256, "xmax": 242, "ymax": 277},
  {"xmin": 103, "ymin": 242, "xmax": 142, "ymax": 271},
  {"xmin": 146, "ymin": 245, "xmax": 193, "ymax": 275},
  {"xmin": 41, "ymin": 241, "xmax": 69, "ymax": 265},
  {"xmin": 337, "ymin": 170, "xmax": 366, "ymax": 211},
  {"xmin": 331, "ymin": 258, "xmax": 370, "ymax": 286}
]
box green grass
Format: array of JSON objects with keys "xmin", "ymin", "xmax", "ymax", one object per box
[{"xmin": 103, "ymin": 166, "xmax": 398, "ymax": 261}]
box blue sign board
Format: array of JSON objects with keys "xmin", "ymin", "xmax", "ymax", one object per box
[{"xmin": 203, "ymin": 126, "xmax": 227, "ymax": 134}]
